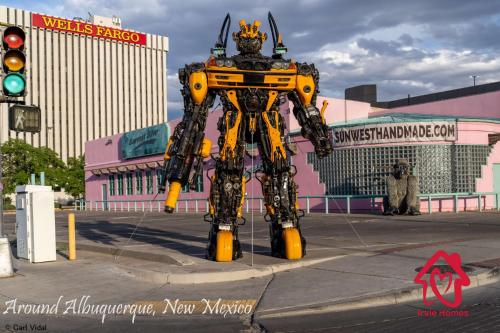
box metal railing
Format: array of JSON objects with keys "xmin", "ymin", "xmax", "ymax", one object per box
[{"xmin": 74, "ymin": 192, "xmax": 499, "ymax": 214}]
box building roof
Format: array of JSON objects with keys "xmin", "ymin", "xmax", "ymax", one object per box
[
  {"xmin": 373, "ymin": 81, "xmax": 500, "ymax": 108},
  {"xmin": 328, "ymin": 112, "xmax": 500, "ymax": 129}
]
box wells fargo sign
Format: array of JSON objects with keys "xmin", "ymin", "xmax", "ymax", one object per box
[{"xmin": 32, "ymin": 13, "xmax": 147, "ymax": 45}]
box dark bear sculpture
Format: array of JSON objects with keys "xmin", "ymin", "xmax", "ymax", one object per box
[{"xmin": 383, "ymin": 159, "xmax": 421, "ymax": 215}]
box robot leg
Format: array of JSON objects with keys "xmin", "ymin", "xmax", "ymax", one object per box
[
  {"xmin": 205, "ymin": 107, "xmax": 245, "ymax": 262},
  {"xmin": 258, "ymin": 110, "xmax": 305, "ymax": 260}
]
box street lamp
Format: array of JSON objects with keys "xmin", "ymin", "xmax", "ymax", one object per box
[{"xmin": 470, "ymin": 75, "xmax": 480, "ymax": 87}]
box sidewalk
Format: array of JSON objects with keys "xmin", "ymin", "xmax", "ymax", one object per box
[{"xmin": 0, "ymin": 211, "xmax": 499, "ymax": 321}]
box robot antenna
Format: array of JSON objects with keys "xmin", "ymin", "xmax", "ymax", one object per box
[
  {"xmin": 268, "ymin": 12, "xmax": 278, "ymax": 49},
  {"xmin": 268, "ymin": 12, "xmax": 287, "ymax": 58},
  {"xmin": 218, "ymin": 13, "xmax": 231, "ymax": 48}
]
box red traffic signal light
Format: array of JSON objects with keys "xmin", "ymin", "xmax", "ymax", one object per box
[{"xmin": 2, "ymin": 26, "xmax": 25, "ymax": 50}]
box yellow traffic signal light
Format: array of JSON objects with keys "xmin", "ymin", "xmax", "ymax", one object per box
[
  {"xmin": 2, "ymin": 25, "xmax": 27, "ymax": 97},
  {"xmin": 3, "ymin": 50, "xmax": 25, "ymax": 72}
]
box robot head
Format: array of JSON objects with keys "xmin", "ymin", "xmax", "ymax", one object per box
[
  {"xmin": 393, "ymin": 159, "xmax": 410, "ymax": 179},
  {"xmin": 232, "ymin": 19, "xmax": 267, "ymax": 55}
]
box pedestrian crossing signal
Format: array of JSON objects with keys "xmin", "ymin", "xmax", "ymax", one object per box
[{"xmin": 9, "ymin": 105, "xmax": 41, "ymax": 133}]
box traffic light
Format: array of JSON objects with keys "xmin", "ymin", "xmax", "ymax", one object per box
[
  {"xmin": 9, "ymin": 105, "xmax": 41, "ymax": 132},
  {"xmin": 2, "ymin": 26, "xmax": 26, "ymax": 97}
]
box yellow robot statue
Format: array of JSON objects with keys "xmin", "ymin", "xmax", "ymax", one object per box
[{"xmin": 160, "ymin": 13, "xmax": 333, "ymax": 262}]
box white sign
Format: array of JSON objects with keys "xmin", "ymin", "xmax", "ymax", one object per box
[{"xmin": 333, "ymin": 121, "xmax": 457, "ymax": 147}]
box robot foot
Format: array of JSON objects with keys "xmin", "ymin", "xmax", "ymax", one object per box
[
  {"xmin": 205, "ymin": 228, "xmax": 242, "ymax": 262},
  {"xmin": 271, "ymin": 227, "xmax": 305, "ymax": 260},
  {"xmin": 233, "ymin": 239, "xmax": 243, "ymax": 260}
]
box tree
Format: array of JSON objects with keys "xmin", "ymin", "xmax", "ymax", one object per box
[
  {"xmin": 1, "ymin": 139, "xmax": 66, "ymax": 194},
  {"xmin": 64, "ymin": 155, "xmax": 85, "ymax": 198}
]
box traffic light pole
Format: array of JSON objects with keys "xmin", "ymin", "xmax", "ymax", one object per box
[
  {"xmin": 0, "ymin": 98, "xmax": 11, "ymax": 237},
  {"xmin": 0, "ymin": 99, "xmax": 5, "ymax": 237},
  {"xmin": 0, "ymin": 145, "xmax": 3, "ymax": 237},
  {"xmin": 0, "ymin": 99, "xmax": 13, "ymax": 278}
]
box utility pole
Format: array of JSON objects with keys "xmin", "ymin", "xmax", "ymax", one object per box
[
  {"xmin": 0, "ymin": 24, "xmax": 28, "ymax": 277},
  {"xmin": 470, "ymin": 75, "xmax": 480, "ymax": 87}
]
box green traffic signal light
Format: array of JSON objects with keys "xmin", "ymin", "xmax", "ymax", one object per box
[{"xmin": 3, "ymin": 73, "xmax": 26, "ymax": 96}]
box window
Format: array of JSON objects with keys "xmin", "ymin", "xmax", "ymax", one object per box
[
  {"xmin": 109, "ymin": 175, "xmax": 115, "ymax": 196},
  {"xmin": 181, "ymin": 175, "xmax": 204, "ymax": 193},
  {"xmin": 194, "ymin": 174, "xmax": 203, "ymax": 192},
  {"xmin": 146, "ymin": 170, "xmax": 153, "ymax": 194},
  {"xmin": 156, "ymin": 168, "xmax": 162, "ymax": 190},
  {"xmin": 126, "ymin": 173, "xmax": 133, "ymax": 195},
  {"xmin": 135, "ymin": 170, "xmax": 143, "ymax": 194},
  {"xmin": 117, "ymin": 174, "xmax": 124, "ymax": 195}
]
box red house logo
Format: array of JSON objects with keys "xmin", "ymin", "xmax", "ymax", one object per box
[{"xmin": 414, "ymin": 250, "xmax": 470, "ymax": 308}]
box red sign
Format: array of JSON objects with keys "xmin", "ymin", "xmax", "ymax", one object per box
[
  {"xmin": 32, "ymin": 13, "xmax": 146, "ymax": 45},
  {"xmin": 414, "ymin": 250, "xmax": 470, "ymax": 308}
]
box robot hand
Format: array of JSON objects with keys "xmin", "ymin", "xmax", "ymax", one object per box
[{"xmin": 314, "ymin": 136, "xmax": 333, "ymax": 158}]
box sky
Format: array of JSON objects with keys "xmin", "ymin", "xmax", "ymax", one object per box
[{"xmin": 4, "ymin": 0, "xmax": 500, "ymax": 120}]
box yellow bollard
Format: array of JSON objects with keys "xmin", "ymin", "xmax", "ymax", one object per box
[{"xmin": 68, "ymin": 213, "xmax": 76, "ymax": 260}]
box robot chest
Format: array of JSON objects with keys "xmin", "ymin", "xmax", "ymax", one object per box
[
  {"xmin": 237, "ymin": 90, "xmax": 271, "ymax": 113},
  {"xmin": 207, "ymin": 68, "xmax": 296, "ymax": 91}
]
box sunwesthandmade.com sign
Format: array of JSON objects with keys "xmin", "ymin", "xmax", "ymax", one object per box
[{"xmin": 333, "ymin": 121, "xmax": 457, "ymax": 147}]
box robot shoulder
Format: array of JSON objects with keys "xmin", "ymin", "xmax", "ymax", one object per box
[
  {"xmin": 295, "ymin": 62, "xmax": 317, "ymax": 105},
  {"xmin": 179, "ymin": 62, "xmax": 208, "ymax": 105}
]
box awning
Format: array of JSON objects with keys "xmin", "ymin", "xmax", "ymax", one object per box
[{"xmin": 89, "ymin": 160, "xmax": 163, "ymax": 176}]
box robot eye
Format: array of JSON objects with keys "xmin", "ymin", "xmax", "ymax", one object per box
[
  {"xmin": 272, "ymin": 61, "xmax": 288, "ymax": 70},
  {"xmin": 271, "ymin": 62, "xmax": 281, "ymax": 69}
]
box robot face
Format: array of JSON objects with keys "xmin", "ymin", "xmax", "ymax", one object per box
[{"xmin": 233, "ymin": 19, "xmax": 267, "ymax": 55}]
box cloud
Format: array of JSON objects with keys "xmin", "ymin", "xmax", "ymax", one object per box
[
  {"xmin": 310, "ymin": 39, "xmax": 500, "ymax": 101},
  {"xmin": 5, "ymin": 0, "xmax": 500, "ymax": 118}
]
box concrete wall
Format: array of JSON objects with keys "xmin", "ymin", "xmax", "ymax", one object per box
[{"xmin": 85, "ymin": 91, "xmax": 500, "ymax": 214}]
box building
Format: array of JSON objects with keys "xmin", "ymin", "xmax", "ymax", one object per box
[
  {"xmin": 84, "ymin": 82, "xmax": 500, "ymax": 213},
  {"xmin": 0, "ymin": 6, "xmax": 169, "ymax": 161}
]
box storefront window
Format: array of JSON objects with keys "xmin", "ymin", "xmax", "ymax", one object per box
[
  {"xmin": 156, "ymin": 169, "xmax": 162, "ymax": 190},
  {"xmin": 146, "ymin": 170, "xmax": 153, "ymax": 194},
  {"xmin": 109, "ymin": 175, "xmax": 115, "ymax": 196},
  {"xmin": 117, "ymin": 174, "xmax": 123, "ymax": 196},
  {"xmin": 126, "ymin": 173, "xmax": 133, "ymax": 195},
  {"xmin": 180, "ymin": 175, "xmax": 203, "ymax": 193},
  {"xmin": 136, "ymin": 170, "xmax": 143, "ymax": 194},
  {"xmin": 194, "ymin": 174, "xmax": 203, "ymax": 192}
]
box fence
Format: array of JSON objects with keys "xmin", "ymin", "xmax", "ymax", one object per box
[{"xmin": 74, "ymin": 192, "xmax": 499, "ymax": 214}]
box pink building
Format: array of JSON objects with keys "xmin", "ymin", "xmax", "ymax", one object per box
[{"xmin": 84, "ymin": 83, "xmax": 500, "ymax": 213}]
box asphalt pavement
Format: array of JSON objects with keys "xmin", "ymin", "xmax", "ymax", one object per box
[{"xmin": 0, "ymin": 210, "xmax": 499, "ymax": 332}]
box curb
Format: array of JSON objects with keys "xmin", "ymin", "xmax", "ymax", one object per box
[
  {"xmin": 56, "ymin": 241, "xmax": 182, "ymax": 266},
  {"xmin": 255, "ymin": 267, "xmax": 500, "ymax": 319},
  {"xmin": 119, "ymin": 255, "xmax": 348, "ymax": 285}
]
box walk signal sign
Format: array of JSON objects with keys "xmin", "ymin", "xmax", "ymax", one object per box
[
  {"xmin": 9, "ymin": 105, "xmax": 41, "ymax": 133},
  {"xmin": 2, "ymin": 26, "xmax": 27, "ymax": 97}
]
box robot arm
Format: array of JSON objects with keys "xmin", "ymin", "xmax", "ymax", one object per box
[
  {"xmin": 160, "ymin": 62, "xmax": 215, "ymax": 213},
  {"xmin": 288, "ymin": 63, "xmax": 333, "ymax": 158}
]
